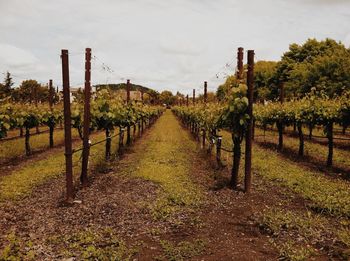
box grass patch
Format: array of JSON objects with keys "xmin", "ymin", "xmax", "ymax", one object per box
[
  {"xmin": 0, "ymin": 232, "xmax": 35, "ymax": 260},
  {"xmin": 129, "ymin": 111, "xmax": 202, "ymax": 220},
  {"xmin": 254, "ymin": 127, "xmax": 350, "ymax": 171},
  {"xmin": 0, "ymin": 131, "xmax": 111, "ymax": 201},
  {"xmin": 157, "ymin": 239, "xmax": 206, "ymax": 261},
  {"xmin": 273, "ymin": 240, "xmax": 315, "ymax": 261},
  {"xmin": 47, "ymin": 228, "xmax": 139, "ymax": 260},
  {"xmin": 253, "ymin": 144, "xmax": 350, "ymax": 217},
  {"xmin": 260, "ymin": 208, "xmax": 350, "ymax": 260},
  {"xmin": 0, "ymin": 128, "xmax": 80, "ymax": 163},
  {"xmin": 260, "ymin": 209, "xmax": 327, "ymax": 239},
  {"xmin": 219, "ymin": 130, "xmax": 350, "ymax": 217}
]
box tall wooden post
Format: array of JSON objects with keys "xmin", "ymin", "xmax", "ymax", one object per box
[
  {"xmin": 126, "ymin": 79, "xmax": 131, "ymax": 145},
  {"xmin": 48, "ymin": 79, "xmax": 54, "ymax": 148},
  {"xmin": 34, "ymin": 83, "xmax": 40, "ymax": 133},
  {"xmin": 186, "ymin": 94, "xmax": 189, "ymax": 107},
  {"xmin": 49, "ymin": 79, "xmax": 54, "ymax": 109},
  {"xmin": 237, "ymin": 47, "xmax": 244, "ymax": 81},
  {"xmin": 216, "ymin": 136, "xmax": 222, "ymax": 167},
  {"xmin": 244, "ymin": 50, "xmax": 254, "ymax": 193},
  {"xmin": 192, "ymin": 89, "xmax": 195, "ymax": 105},
  {"xmin": 202, "ymin": 81, "xmax": 207, "ymax": 148},
  {"xmin": 61, "ymin": 49, "xmax": 74, "ymax": 202},
  {"xmin": 81, "ymin": 48, "xmax": 91, "ymax": 187},
  {"xmin": 231, "ymin": 47, "xmax": 245, "ymax": 189}
]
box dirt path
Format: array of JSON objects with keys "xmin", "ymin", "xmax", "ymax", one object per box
[{"xmin": 0, "ymin": 110, "xmax": 279, "ymax": 260}]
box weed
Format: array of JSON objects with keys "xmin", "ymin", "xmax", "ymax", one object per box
[
  {"xmin": 49, "ymin": 228, "xmax": 138, "ymax": 260},
  {"xmin": 159, "ymin": 239, "xmax": 206, "ymax": 261},
  {"xmin": 0, "ymin": 233, "xmax": 35, "ymax": 260}
]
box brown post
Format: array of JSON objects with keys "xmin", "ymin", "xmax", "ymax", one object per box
[
  {"xmin": 202, "ymin": 82, "xmax": 207, "ymax": 148},
  {"xmin": 126, "ymin": 79, "xmax": 131, "ymax": 145},
  {"xmin": 192, "ymin": 89, "xmax": 195, "ymax": 105},
  {"xmin": 216, "ymin": 136, "xmax": 222, "ymax": 167},
  {"xmin": 186, "ymin": 94, "xmax": 189, "ymax": 107},
  {"xmin": 49, "ymin": 79, "xmax": 53, "ymax": 109},
  {"xmin": 126, "ymin": 79, "xmax": 131, "ymax": 102},
  {"xmin": 237, "ymin": 47, "xmax": 244, "ymax": 81},
  {"xmin": 118, "ymin": 127, "xmax": 124, "ymax": 155},
  {"xmin": 61, "ymin": 49, "xmax": 74, "ymax": 202},
  {"xmin": 48, "ymin": 79, "xmax": 54, "ymax": 148},
  {"xmin": 244, "ymin": 50, "xmax": 254, "ymax": 193},
  {"xmin": 34, "ymin": 83, "xmax": 40, "ymax": 133},
  {"xmin": 80, "ymin": 48, "xmax": 91, "ymax": 186},
  {"xmin": 326, "ymin": 122, "xmax": 334, "ymax": 167}
]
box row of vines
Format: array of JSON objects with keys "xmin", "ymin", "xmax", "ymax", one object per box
[
  {"xmin": 173, "ymin": 88, "xmax": 350, "ymax": 185},
  {"xmin": 0, "ymin": 89, "xmax": 164, "ymax": 158}
]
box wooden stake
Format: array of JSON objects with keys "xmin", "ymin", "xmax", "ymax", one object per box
[
  {"xmin": 81, "ymin": 48, "xmax": 91, "ymax": 186},
  {"xmin": 244, "ymin": 50, "xmax": 254, "ymax": 193},
  {"xmin": 61, "ymin": 49, "xmax": 74, "ymax": 202}
]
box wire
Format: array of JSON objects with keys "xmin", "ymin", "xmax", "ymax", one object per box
[{"xmin": 72, "ymin": 131, "xmax": 121, "ymax": 154}]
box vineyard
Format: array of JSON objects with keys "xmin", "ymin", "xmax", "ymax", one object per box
[{"xmin": 0, "ymin": 43, "xmax": 350, "ymax": 261}]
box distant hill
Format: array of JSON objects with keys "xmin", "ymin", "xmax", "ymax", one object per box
[{"xmin": 94, "ymin": 83, "xmax": 159, "ymax": 96}]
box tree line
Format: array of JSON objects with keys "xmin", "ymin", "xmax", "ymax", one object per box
[
  {"xmin": 217, "ymin": 38, "xmax": 350, "ymax": 102},
  {"xmin": 0, "ymin": 73, "xmax": 59, "ymax": 104}
]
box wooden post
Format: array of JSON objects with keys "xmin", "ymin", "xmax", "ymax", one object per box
[
  {"xmin": 81, "ymin": 48, "xmax": 91, "ymax": 186},
  {"xmin": 297, "ymin": 122, "xmax": 304, "ymax": 156},
  {"xmin": 61, "ymin": 49, "xmax": 74, "ymax": 202},
  {"xmin": 231, "ymin": 47, "xmax": 244, "ymax": 189},
  {"xmin": 126, "ymin": 79, "xmax": 131, "ymax": 145},
  {"xmin": 237, "ymin": 47, "xmax": 244, "ymax": 81},
  {"xmin": 326, "ymin": 122, "xmax": 334, "ymax": 167},
  {"xmin": 118, "ymin": 127, "xmax": 124, "ymax": 155},
  {"xmin": 48, "ymin": 79, "xmax": 54, "ymax": 148},
  {"xmin": 49, "ymin": 79, "xmax": 53, "ymax": 109},
  {"xmin": 192, "ymin": 89, "xmax": 195, "ymax": 105},
  {"xmin": 186, "ymin": 94, "xmax": 189, "ymax": 107},
  {"xmin": 244, "ymin": 50, "xmax": 254, "ymax": 193},
  {"xmin": 202, "ymin": 81, "xmax": 207, "ymax": 148},
  {"xmin": 34, "ymin": 83, "xmax": 40, "ymax": 133},
  {"xmin": 216, "ymin": 136, "xmax": 222, "ymax": 167}
]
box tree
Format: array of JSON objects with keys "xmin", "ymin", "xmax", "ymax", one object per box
[
  {"xmin": 14, "ymin": 80, "xmax": 43, "ymax": 103},
  {"xmin": 0, "ymin": 72, "xmax": 14, "ymax": 98},
  {"xmin": 254, "ymin": 61, "xmax": 278, "ymax": 102},
  {"xmin": 159, "ymin": 90, "xmax": 176, "ymax": 105},
  {"xmin": 274, "ymin": 38, "xmax": 350, "ymax": 98}
]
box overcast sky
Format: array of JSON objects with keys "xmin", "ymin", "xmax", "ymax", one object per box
[{"xmin": 1, "ymin": 0, "xmax": 350, "ymax": 95}]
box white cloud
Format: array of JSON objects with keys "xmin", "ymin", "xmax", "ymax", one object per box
[
  {"xmin": 0, "ymin": 0, "xmax": 350, "ymax": 95},
  {"xmin": 0, "ymin": 44, "xmax": 38, "ymax": 68}
]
